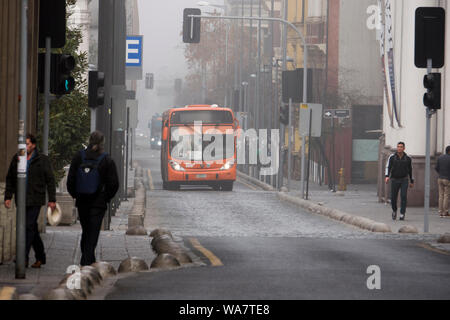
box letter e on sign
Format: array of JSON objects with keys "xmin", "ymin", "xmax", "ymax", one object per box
[{"xmin": 126, "ymin": 36, "xmax": 142, "ymax": 67}]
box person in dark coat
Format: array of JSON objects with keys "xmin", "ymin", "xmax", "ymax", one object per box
[
  {"xmin": 67, "ymin": 131, "xmax": 119, "ymax": 266},
  {"xmin": 436, "ymin": 145, "xmax": 450, "ymax": 218},
  {"xmin": 4, "ymin": 133, "xmax": 57, "ymax": 268}
]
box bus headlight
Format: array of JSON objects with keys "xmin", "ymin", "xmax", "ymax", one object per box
[
  {"xmin": 169, "ymin": 160, "xmax": 185, "ymax": 171},
  {"xmin": 220, "ymin": 161, "xmax": 234, "ymax": 171},
  {"xmin": 157, "ymin": 141, "xmax": 162, "ymax": 146},
  {"xmin": 151, "ymin": 138, "xmax": 155, "ymax": 142}
]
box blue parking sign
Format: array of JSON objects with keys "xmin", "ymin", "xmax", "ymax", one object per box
[{"xmin": 126, "ymin": 36, "xmax": 142, "ymax": 67}]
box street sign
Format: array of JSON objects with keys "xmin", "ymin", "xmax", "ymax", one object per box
[
  {"xmin": 323, "ymin": 110, "xmax": 334, "ymax": 119},
  {"xmin": 300, "ymin": 104, "xmax": 323, "ymax": 137},
  {"xmin": 323, "ymin": 109, "xmax": 351, "ymax": 119},
  {"xmin": 126, "ymin": 36, "xmax": 143, "ymax": 67},
  {"xmin": 334, "ymin": 109, "xmax": 351, "ymax": 118},
  {"xmin": 126, "ymin": 35, "xmax": 143, "ymax": 80},
  {"xmin": 415, "ymin": 7, "xmax": 445, "ymax": 68}
]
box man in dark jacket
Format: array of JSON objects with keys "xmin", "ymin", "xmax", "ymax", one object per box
[
  {"xmin": 385, "ymin": 142, "xmax": 414, "ymax": 221},
  {"xmin": 4, "ymin": 133, "xmax": 56, "ymax": 268},
  {"xmin": 67, "ymin": 131, "xmax": 119, "ymax": 266},
  {"xmin": 436, "ymin": 145, "xmax": 450, "ymax": 218}
]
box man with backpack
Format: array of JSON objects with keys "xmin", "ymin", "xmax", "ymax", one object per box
[{"xmin": 67, "ymin": 131, "xmax": 119, "ymax": 266}]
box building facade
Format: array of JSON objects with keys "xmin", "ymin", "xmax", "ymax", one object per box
[{"xmin": 378, "ymin": 0, "xmax": 449, "ymax": 206}]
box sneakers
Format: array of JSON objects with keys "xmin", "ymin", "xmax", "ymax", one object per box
[
  {"xmin": 392, "ymin": 211, "xmax": 397, "ymax": 220},
  {"xmin": 399, "ymin": 213, "xmax": 405, "ymax": 221}
]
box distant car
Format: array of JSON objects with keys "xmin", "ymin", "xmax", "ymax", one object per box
[{"xmin": 150, "ymin": 136, "xmax": 162, "ymax": 150}]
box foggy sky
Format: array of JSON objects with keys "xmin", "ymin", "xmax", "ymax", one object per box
[{"xmin": 136, "ymin": 0, "xmax": 225, "ymax": 131}]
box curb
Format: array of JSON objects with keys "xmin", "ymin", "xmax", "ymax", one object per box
[
  {"xmin": 237, "ymin": 170, "xmax": 275, "ymax": 191},
  {"xmin": 126, "ymin": 164, "xmax": 147, "ymax": 235},
  {"xmin": 237, "ymin": 170, "xmax": 392, "ymax": 233}
]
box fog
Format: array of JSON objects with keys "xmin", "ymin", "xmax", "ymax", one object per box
[{"xmin": 136, "ymin": 0, "xmax": 224, "ymax": 132}]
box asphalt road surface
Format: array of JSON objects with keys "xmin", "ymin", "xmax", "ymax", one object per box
[{"xmin": 106, "ymin": 137, "xmax": 450, "ymax": 300}]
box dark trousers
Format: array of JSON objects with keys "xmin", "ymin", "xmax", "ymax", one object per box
[
  {"xmin": 391, "ymin": 178, "xmax": 409, "ymax": 214},
  {"xmin": 26, "ymin": 206, "xmax": 45, "ymax": 262},
  {"xmin": 78, "ymin": 206, "xmax": 105, "ymax": 266}
]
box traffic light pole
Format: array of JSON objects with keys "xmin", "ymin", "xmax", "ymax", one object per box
[
  {"xmin": 16, "ymin": 0, "xmax": 29, "ymax": 279},
  {"xmin": 287, "ymin": 98, "xmax": 292, "ymax": 191},
  {"xmin": 43, "ymin": 37, "xmax": 51, "ymax": 156},
  {"xmin": 424, "ymin": 58, "xmax": 434, "ymax": 233}
]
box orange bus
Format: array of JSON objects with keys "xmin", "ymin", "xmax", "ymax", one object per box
[{"xmin": 160, "ymin": 105, "xmax": 239, "ymax": 191}]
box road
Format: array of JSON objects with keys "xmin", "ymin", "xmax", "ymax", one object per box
[{"xmin": 106, "ymin": 137, "xmax": 450, "ymax": 300}]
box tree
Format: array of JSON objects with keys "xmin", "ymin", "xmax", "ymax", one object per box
[{"xmin": 37, "ymin": 0, "xmax": 90, "ymax": 184}]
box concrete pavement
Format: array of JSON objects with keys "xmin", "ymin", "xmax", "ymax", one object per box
[
  {"xmin": 242, "ymin": 172, "xmax": 450, "ymax": 236},
  {"xmin": 0, "ymin": 169, "xmax": 156, "ymax": 299}
]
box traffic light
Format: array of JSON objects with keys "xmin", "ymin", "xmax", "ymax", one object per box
[
  {"xmin": 146, "ymin": 73, "xmax": 154, "ymax": 89},
  {"xmin": 38, "ymin": 53, "xmax": 76, "ymax": 95},
  {"xmin": 51, "ymin": 54, "xmax": 76, "ymax": 95},
  {"xmin": 183, "ymin": 8, "xmax": 201, "ymax": 43},
  {"xmin": 423, "ymin": 73, "xmax": 441, "ymax": 109},
  {"xmin": 174, "ymin": 78, "xmax": 182, "ymax": 93},
  {"xmin": 280, "ymin": 105, "xmax": 289, "ymax": 125},
  {"xmin": 88, "ymin": 71, "xmax": 105, "ymax": 109}
]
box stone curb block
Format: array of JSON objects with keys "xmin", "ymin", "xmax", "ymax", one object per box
[
  {"xmin": 127, "ymin": 164, "xmax": 147, "ymax": 234},
  {"xmin": 278, "ymin": 192, "xmax": 392, "ymax": 233},
  {"xmin": 118, "ymin": 257, "xmax": 149, "ymax": 273},
  {"xmin": 150, "ymin": 230, "xmax": 193, "ymax": 265},
  {"xmin": 437, "ymin": 233, "xmax": 450, "ymax": 243},
  {"xmin": 126, "ymin": 225, "xmax": 148, "ymax": 236},
  {"xmin": 236, "ymin": 171, "xmax": 275, "ymax": 191},
  {"xmin": 44, "ymin": 288, "xmax": 77, "ymax": 300},
  {"xmin": 92, "ymin": 261, "xmax": 117, "ymax": 279},
  {"xmin": 150, "ymin": 253, "xmax": 181, "ymax": 269},
  {"xmin": 150, "ymin": 228, "xmax": 174, "ymax": 239},
  {"xmin": 398, "ymin": 225, "xmax": 419, "ymax": 234}
]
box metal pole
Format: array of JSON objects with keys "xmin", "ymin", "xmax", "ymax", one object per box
[
  {"xmin": 301, "ymin": 133, "xmax": 306, "ymax": 198},
  {"xmin": 90, "ymin": 108, "xmax": 96, "ymax": 132},
  {"xmin": 280, "ymin": 0, "xmax": 288, "ymax": 189},
  {"xmin": 16, "ymin": 0, "xmax": 29, "ymax": 279},
  {"xmin": 224, "ymin": 24, "xmax": 229, "ymax": 106},
  {"xmin": 43, "ymin": 37, "xmax": 51, "ymax": 156},
  {"xmin": 331, "ymin": 117, "xmax": 336, "ymax": 192},
  {"xmin": 125, "ymin": 107, "xmax": 130, "ymax": 201},
  {"xmin": 256, "ymin": 0, "xmax": 261, "ymax": 179},
  {"xmin": 287, "ymin": 98, "xmax": 292, "ymax": 191},
  {"xmin": 424, "ymin": 58, "xmax": 433, "ymax": 233},
  {"xmin": 305, "ymin": 108, "xmax": 312, "ymax": 200},
  {"xmin": 239, "ymin": 0, "xmax": 244, "ymax": 112}
]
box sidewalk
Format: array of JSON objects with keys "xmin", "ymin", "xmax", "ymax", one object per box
[
  {"xmin": 283, "ymin": 179, "xmax": 450, "ymax": 235},
  {"xmin": 0, "ymin": 169, "xmax": 156, "ymax": 299}
]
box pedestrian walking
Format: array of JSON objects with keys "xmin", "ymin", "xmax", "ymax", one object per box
[
  {"xmin": 385, "ymin": 142, "xmax": 414, "ymax": 221},
  {"xmin": 67, "ymin": 131, "xmax": 119, "ymax": 266},
  {"xmin": 4, "ymin": 133, "xmax": 56, "ymax": 268},
  {"xmin": 436, "ymin": 145, "xmax": 450, "ymax": 218}
]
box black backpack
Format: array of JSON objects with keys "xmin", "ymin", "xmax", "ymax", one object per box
[{"xmin": 75, "ymin": 150, "xmax": 107, "ymax": 196}]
